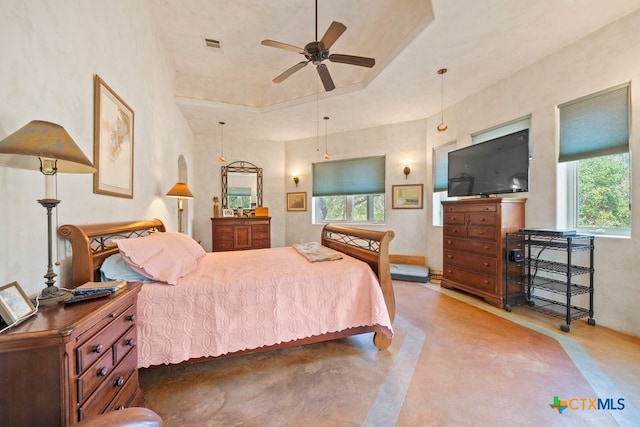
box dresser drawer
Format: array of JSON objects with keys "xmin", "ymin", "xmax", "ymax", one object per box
[
  {"xmin": 444, "ymin": 204, "xmax": 498, "ymax": 213},
  {"xmin": 105, "ymin": 370, "xmax": 140, "ymax": 412},
  {"xmin": 444, "ymin": 251, "xmax": 497, "ymax": 276},
  {"xmin": 442, "ymin": 267, "xmax": 498, "ymax": 294},
  {"xmin": 78, "ymin": 347, "xmax": 137, "ymax": 420},
  {"xmin": 213, "ymin": 225, "xmax": 235, "ymax": 235},
  {"xmin": 76, "ymin": 304, "xmax": 137, "ymax": 374},
  {"xmin": 468, "ymin": 213, "xmax": 496, "ymax": 226},
  {"xmin": 444, "ymin": 213, "xmax": 466, "ymax": 225},
  {"xmin": 114, "ymin": 325, "xmax": 136, "ymax": 366},
  {"xmin": 468, "ymin": 226, "xmax": 497, "ymax": 240},
  {"xmin": 77, "ymin": 348, "xmax": 114, "ymax": 403},
  {"xmin": 444, "ymin": 237, "xmax": 497, "ymax": 257},
  {"xmin": 443, "ymin": 225, "xmax": 468, "ymax": 238},
  {"xmin": 214, "ymin": 240, "xmax": 235, "ymax": 250}
]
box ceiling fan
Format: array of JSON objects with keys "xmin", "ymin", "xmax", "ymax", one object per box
[{"xmin": 260, "ymin": 0, "xmax": 375, "ymax": 92}]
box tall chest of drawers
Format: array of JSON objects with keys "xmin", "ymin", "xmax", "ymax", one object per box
[
  {"xmin": 211, "ymin": 217, "xmax": 271, "ymax": 252},
  {"xmin": 0, "ymin": 282, "xmax": 143, "ymax": 427},
  {"xmin": 441, "ymin": 198, "xmax": 526, "ymax": 308}
]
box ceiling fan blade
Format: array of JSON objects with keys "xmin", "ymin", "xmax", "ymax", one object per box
[
  {"xmin": 273, "ymin": 61, "xmax": 309, "ymax": 83},
  {"xmin": 316, "ymin": 64, "xmax": 335, "ymax": 91},
  {"xmin": 320, "ymin": 21, "xmax": 347, "ymax": 49},
  {"xmin": 329, "ymin": 54, "xmax": 375, "ymax": 68},
  {"xmin": 261, "ymin": 39, "xmax": 304, "ymax": 54}
]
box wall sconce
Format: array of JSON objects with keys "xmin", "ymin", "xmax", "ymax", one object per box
[
  {"xmin": 293, "ymin": 176, "xmax": 299, "ymax": 187},
  {"xmin": 403, "ymin": 165, "xmax": 411, "ymax": 179}
]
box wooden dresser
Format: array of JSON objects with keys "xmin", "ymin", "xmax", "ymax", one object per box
[
  {"xmin": 441, "ymin": 198, "xmax": 526, "ymax": 308},
  {"xmin": 211, "ymin": 217, "xmax": 271, "ymax": 252},
  {"xmin": 0, "ymin": 282, "xmax": 143, "ymax": 427}
]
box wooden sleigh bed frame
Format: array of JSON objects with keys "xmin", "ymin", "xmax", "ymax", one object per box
[{"xmin": 57, "ymin": 220, "xmax": 396, "ymax": 358}]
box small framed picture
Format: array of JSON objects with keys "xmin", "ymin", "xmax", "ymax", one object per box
[
  {"xmin": 287, "ymin": 192, "xmax": 307, "ymax": 212},
  {"xmin": 392, "ymin": 184, "xmax": 424, "ymax": 209},
  {"xmin": 222, "ymin": 208, "xmax": 235, "ymax": 217},
  {"xmin": 0, "ymin": 282, "xmax": 36, "ymax": 325}
]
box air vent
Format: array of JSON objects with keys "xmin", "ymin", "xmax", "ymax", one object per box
[{"xmin": 204, "ymin": 38, "xmax": 221, "ymax": 49}]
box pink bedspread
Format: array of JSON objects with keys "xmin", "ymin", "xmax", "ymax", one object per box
[{"xmin": 136, "ymin": 247, "xmax": 393, "ymax": 367}]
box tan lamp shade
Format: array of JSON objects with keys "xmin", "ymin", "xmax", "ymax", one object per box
[
  {"xmin": 166, "ymin": 182, "xmax": 194, "ymax": 199},
  {"xmin": 0, "ymin": 120, "xmax": 96, "ymax": 173}
]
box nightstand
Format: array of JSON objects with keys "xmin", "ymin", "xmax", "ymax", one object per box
[{"xmin": 0, "ymin": 282, "xmax": 143, "ymax": 427}]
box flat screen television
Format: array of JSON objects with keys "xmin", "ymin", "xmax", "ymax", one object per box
[{"xmin": 447, "ymin": 129, "xmax": 529, "ymax": 197}]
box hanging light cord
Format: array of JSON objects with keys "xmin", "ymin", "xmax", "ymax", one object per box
[{"xmin": 437, "ymin": 68, "xmax": 448, "ymax": 132}]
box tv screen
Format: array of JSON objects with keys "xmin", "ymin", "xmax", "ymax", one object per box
[{"xmin": 447, "ymin": 129, "xmax": 529, "ymax": 197}]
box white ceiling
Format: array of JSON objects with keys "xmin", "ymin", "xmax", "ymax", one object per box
[{"xmin": 148, "ymin": 0, "xmax": 640, "ymax": 143}]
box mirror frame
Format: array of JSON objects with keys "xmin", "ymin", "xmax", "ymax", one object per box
[{"xmin": 221, "ymin": 161, "xmax": 263, "ymax": 209}]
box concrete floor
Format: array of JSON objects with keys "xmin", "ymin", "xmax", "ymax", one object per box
[{"xmin": 139, "ymin": 281, "xmax": 640, "ymax": 427}]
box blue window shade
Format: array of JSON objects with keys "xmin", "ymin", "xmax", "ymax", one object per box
[
  {"xmin": 313, "ymin": 156, "xmax": 385, "ymax": 196},
  {"xmin": 559, "ymin": 84, "xmax": 629, "ymax": 162},
  {"xmin": 433, "ymin": 141, "xmax": 456, "ymax": 192},
  {"xmin": 229, "ymin": 187, "xmax": 251, "ymax": 196}
]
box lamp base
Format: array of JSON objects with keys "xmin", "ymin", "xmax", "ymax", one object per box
[{"xmin": 34, "ymin": 285, "xmax": 71, "ymax": 306}]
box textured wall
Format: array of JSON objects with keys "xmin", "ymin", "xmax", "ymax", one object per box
[{"xmin": 0, "ymin": 0, "xmax": 194, "ymax": 295}]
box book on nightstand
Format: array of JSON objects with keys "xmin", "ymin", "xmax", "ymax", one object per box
[{"xmin": 71, "ymin": 280, "xmax": 127, "ymax": 296}]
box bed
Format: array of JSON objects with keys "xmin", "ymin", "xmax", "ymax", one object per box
[{"xmin": 57, "ymin": 219, "xmax": 395, "ymax": 367}]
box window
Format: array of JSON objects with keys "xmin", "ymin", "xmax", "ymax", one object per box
[
  {"xmin": 312, "ymin": 156, "xmax": 385, "ymax": 224},
  {"xmin": 472, "ymin": 115, "xmax": 532, "ymax": 156},
  {"xmin": 559, "ymin": 84, "xmax": 630, "ymax": 236},
  {"xmin": 227, "ymin": 187, "xmax": 251, "ymax": 210},
  {"xmin": 432, "ymin": 141, "xmax": 456, "ymax": 226}
]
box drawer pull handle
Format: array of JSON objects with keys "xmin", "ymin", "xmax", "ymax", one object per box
[
  {"xmin": 483, "ymin": 262, "xmax": 490, "ymax": 267},
  {"xmin": 114, "ymin": 376, "xmax": 125, "ymax": 387},
  {"xmin": 447, "ymin": 240, "xmax": 452, "ymax": 245},
  {"xmin": 125, "ymin": 338, "xmax": 134, "ymax": 347},
  {"xmin": 452, "ymin": 228, "xmax": 458, "ymax": 233},
  {"xmin": 92, "ymin": 344, "xmax": 103, "ymax": 354},
  {"xmin": 480, "ymin": 218, "xmax": 486, "ymax": 222},
  {"xmin": 447, "ymin": 255, "xmax": 453, "ymax": 259},
  {"xmin": 483, "ymin": 280, "xmax": 489, "ymax": 284},
  {"xmin": 446, "ymin": 269, "xmax": 452, "ymax": 274},
  {"xmin": 484, "ymin": 245, "xmax": 489, "ymax": 249},
  {"xmin": 477, "ymin": 231, "xmax": 484, "ymax": 235},
  {"xmin": 126, "ymin": 314, "xmax": 135, "ymax": 322},
  {"xmin": 97, "ymin": 367, "xmax": 108, "ymax": 377}
]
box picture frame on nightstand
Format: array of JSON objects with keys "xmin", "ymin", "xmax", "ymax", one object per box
[{"xmin": 0, "ymin": 281, "xmax": 36, "ymax": 326}]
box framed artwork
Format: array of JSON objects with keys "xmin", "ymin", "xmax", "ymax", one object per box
[
  {"xmin": 392, "ymin": 184, "xmax": 424, "ymax": 209},
  {"xmin": 287, "ymin": 192, "xmax": 307, "ymax": 211},
  {"xmin": 93, "ymin": 75, "xmax": 135, "ymax": 198},
  {"xmin": 0, "ymin": 281, "xmax": 36, "ymax": 325},
  {"xmin": 222, "ymin": 208, "xmax": 235, "ymax": 217}
]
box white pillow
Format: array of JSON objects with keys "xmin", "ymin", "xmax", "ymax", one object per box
[
  {"xmin": 100, "ymin": 253, "xmax": 154, "ymax": 282},
  {"xmin": 115, "ymin": 232, "xmax": 205, "ymax": 285}
]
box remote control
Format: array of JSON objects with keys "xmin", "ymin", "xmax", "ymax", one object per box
[{"xmin": 64, "ymin": 291, "xmax": 112, "ymax": 304}]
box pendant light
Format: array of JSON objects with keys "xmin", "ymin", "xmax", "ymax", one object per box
[
  {"xmin": 437, "ymin": 68, "xmax": 448, "ymax": 133},
  {"xmin": 323, "ymin": 116, "xmax": 330, "ymax": 160},
  {"xmin": 218, "ymin": 121, "xmax": 226, "ymax": 163}
]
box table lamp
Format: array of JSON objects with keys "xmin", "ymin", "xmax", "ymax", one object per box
[
  {"xmin": 0, "ymin": 120, "xmax": 96, "ymax": 303},
  {"xmin": 165, "ymin": 182, "xmax": 194, "ymax": 233}
]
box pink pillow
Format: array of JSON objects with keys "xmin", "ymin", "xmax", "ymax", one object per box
[{"xmin": 115, "ymin": 232, "xmax": 205, "ymax": 285}]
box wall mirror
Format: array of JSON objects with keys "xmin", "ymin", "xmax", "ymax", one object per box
[{"xmin": 221, "ymin": 161, "xmax": 263, "ymax": 209}]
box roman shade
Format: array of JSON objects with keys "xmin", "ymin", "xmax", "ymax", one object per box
[
  {"xmin": 313, "ymin": 156, "xmax": 385, "ymax": 197},
  {"xmin": 559, "ymin": 84, "xmax": 629, "ymax": 162}
]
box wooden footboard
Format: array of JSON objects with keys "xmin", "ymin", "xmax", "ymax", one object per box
[
  {"xmin": 322, "ymin": 224, "xmax": 395, "ymax": 350},
  {"xmin": 57, "ymin": 220, "xmax": 395, "ymax": 352}
]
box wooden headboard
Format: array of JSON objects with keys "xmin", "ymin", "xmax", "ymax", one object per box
[
  {"xmin": 57, "ymin": 220, "xmax": 395, "ymax": 323},
  {"xmin": 57, "ymin": 219, "xmax": 166, "ymax": 287}
]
